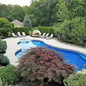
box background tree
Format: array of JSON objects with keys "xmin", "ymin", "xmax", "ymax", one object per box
[{"xmin": 23, "ymin": 14, "xmax": 32, "ymax": 30}]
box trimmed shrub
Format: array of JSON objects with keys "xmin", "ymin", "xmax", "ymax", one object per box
[
  {"xmin": 33, "ymin": 26, "xmax": 54, "ymax": 35},
  {"xmin": 12, "ymin": 27, "xmax": 29, "ymax": 35},
  {"xmin": 64, "ymin": 74, "xmax": 86, "ymax": 86},
  {"xmin": 0, "ymin": 65, "xmax": 20, "ymax": 84},
  {"xmin": 0, "ymin": 54, "xmax": 10, "ymax": 66},
  {"xmin": 0, "ymin": 39, "xmax": 7, "ymax": 53},
  {"xmin": 18, "ymin": 47, "xmax": 75, "ymax": 86}
]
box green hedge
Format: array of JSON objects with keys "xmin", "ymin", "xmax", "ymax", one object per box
[
  {"xmin": 0, "ymin": 65, "xmax": 20, "ymax": 84},
  {"xmin": 34, "ymin": 26, "xmax": 54, "ymax": 35},
  {"xmin": 0, "ymin": 54, "xmax": 10, "ymax": 66},
  {"xmin": 64, "ymin": 74, "xmax": 86, "ymax": 86},
  {"xmin": 0, "ymin": 28, "xmax": 11, "ymax": 37},
  {"xmin": 12, "ymin": 26, "xmax": 29, "ymax": 35}
]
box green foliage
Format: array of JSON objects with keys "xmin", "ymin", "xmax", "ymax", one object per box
[
  {"xmin": 0, "ymin": 18, "xmax": 12, "ymax": 28},
  {"xmin": 34, "ymin": 26, "xmax": 54, "ymax": 35},
  {"xmin": 12, "ymin": 27, "xmax": 29, "ymax": 35},
  {"xmin": 0, "ymin": 39, "xmax": 7, "ymax": 53},
  {"xmin": 0, "ymin": 4, "xmax": 25, "ymax": 22},
  {"xmin": 25, "ymin": 0, "xmax": 58, "ymax": 26},
  {"xmin": 0, "ymin": 78, "xmax": 13, "ymax": 86},
  {"xmin": 0, "ymin": 65, "xmax": 20, "ymax": 84},
  {"xmin": 0, "ymin": 36, "xmax": 4, "ymax": 39},
  {"xmin": 0, "ymin": 18, "xmax": 13, "ymax": 37},
  {"xmin": 0, "ymin": 28, "xmax": 11, "ymax": 37},
  {"xmin": 54, "ymin": 17, "xmax": 86, "ymax": 46},
  {"xmin": 0, "ymin": 54, "xmax": 10, "ymax": 66},
  {"xmin": 64, "ymin": 74, "xmax": 86, "ymax": 86},
  {"xmin": 23, "ymin": 14, "xmax": 32, "ymax": 30}
]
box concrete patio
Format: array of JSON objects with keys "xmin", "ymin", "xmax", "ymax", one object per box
[{"xmin": 4, "ymin": 36, "xmax": 86, "ymax": 66}]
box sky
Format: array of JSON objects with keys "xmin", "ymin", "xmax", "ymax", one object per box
[{"xmin": 0, "ymin": 0, "xmax": 31, "ymax": 6}]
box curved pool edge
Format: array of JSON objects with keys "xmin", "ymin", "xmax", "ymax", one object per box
[
  {"xmin": 16, "ymin": 39, "xmax": 86, "ymax": 61},
  {"xmin": 19, "ymin": 38, "xmax": 86, "ymax": 55},
  {"xmin": 4, "ymin": 36, "xmax": 86, "ymax": 67}
]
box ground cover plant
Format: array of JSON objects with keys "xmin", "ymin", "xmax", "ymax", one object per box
[{"xmin": 18, "ymin": 47, "xmax": 75, "ymax": 86}]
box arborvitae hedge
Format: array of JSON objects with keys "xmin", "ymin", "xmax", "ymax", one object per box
[
  {"xmin": 34, "ymin": 26, "xmax": 54, "ymax": 35},
  {"xmin": 12, "ymin": 27, "xmax": 29, "ymax": 35}
]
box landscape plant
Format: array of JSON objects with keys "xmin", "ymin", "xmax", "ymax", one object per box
[
  {"xmin": 0, "ymin": 65, "xmax": 20, "ymax": 84},
  {"xmin": 34, "ymin": 26, "xmax": 54, "ymax": 35},
  {"xmin": 0, "ymin": 18, "xmax": 13, "ymax": 37},
  {"xmin": 0, "ymin": 78, "xmax": 13, "ymax": 86},
  {"xmin": 54, "ymin": 17, "xmax": 86, "ymax": 46},
  {"xmin": 23, "ymin": 14, "xmax": 32, "ymax": 30},
  {"xmin": 18, "ymin": 47, "xmax": 75, "ymax": 86},
  {"xmin": 64, "ymin": 74, "xmax": 86, "ymax": 86},
  {"xmin": 0, "ymin": 39, "xmax": 7, "ymax": 54},
  {"xmin": 12, "ymin": 27, "xmax": 29, "ymax": 35},
  {"xmin": 0, "ymin": 54, "xmax": 10, "ymax": 66}
]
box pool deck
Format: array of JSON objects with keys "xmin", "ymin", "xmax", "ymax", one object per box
[{"xmin": 4, "ymin": 36, "xmax": 86, "ymax": 66}]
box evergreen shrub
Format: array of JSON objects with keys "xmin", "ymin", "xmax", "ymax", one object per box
[
  {"xmin": 0, "ymin": 54, "xmax": 10, "ymax": 66},
  {"xmin": 34, "ymin": 26, "xmax": 54, "ymax": 35},
  {"xmin": 0, "ymin": 39, "xmax": 7, "ymax": 53},
  {"xmin": 54, "ymin": 17, "xmax": 86, "ymax": 46},
  {"xmin": 0, "ymin": 65, "xmax": 20, "ymax": 84},
  {"xmin": 12, "ymin": 27, "xmax": 29, "ymax": 35},
  {"xmin": 64, "ymin": 74, "xmax": 86, "ymax": 86}
]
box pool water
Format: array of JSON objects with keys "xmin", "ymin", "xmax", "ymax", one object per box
[{"xmin": 15, "ymin": 40, "xmax": 86, "ymax": 71}]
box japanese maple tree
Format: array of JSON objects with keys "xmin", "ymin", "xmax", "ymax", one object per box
[{"xmin": 18, "ymin": 47, "xmax": 75, "ymax": 86}]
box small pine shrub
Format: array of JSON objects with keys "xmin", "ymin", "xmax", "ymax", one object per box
[{"xmin": 0, "ymin": 65, "xmax": 20, "ymax": 84}]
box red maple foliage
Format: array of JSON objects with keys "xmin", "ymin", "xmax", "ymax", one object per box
[{"xmin": 18, "ymin": 47, "xmax": 75, "ymax": 86}]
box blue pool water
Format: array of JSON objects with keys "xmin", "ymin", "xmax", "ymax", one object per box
[{"xmin": 15, "ymin": 40, "xmax": 86, "ymax": 71}]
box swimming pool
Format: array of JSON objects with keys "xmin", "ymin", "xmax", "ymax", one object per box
[{"xmin": 15, "ymin": 40, "xmax": 86, "ymax": 71}]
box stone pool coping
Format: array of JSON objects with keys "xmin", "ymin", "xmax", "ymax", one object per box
[{"xmin": 4, "ymin": 36, "xmax": 86, "ymax": 66}]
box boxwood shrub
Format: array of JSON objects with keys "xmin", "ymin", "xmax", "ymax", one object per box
[
  {"xmin": 0, "ymin": 65, "xmax": 20, "ymax": 84},
  {"xmin": 0, "ymin": 54, "xmax": 10, "ymax": 66},
  {"xmin": 0, "ymin": 40, "xmax": 7, "ymax": 54}
]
